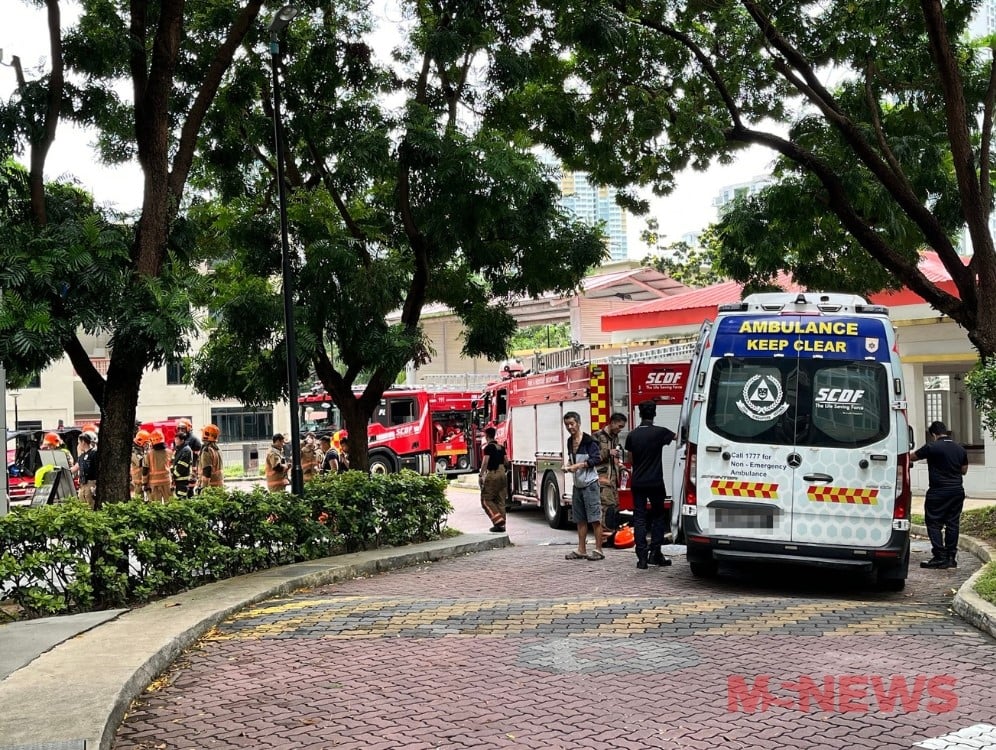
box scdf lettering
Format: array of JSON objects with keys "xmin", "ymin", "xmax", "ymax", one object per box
[
  {"xmin": 646, "ymin": 371, "xmax": 683, "ymax": 385},
  {"xmin": 816, "ymin": 388, "xmax": 865, "ymax": 404}
]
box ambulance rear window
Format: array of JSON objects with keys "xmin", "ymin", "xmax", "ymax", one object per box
[
  {"xmin": 706, "ymin": 358, "xmax": 889, "ymax": 447},
  {"xmin": 809, "ymin": 363, "xmax": 888, "ymax": 446}
]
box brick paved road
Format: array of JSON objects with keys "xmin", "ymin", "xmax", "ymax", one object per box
[{"xmin": 114, "ymin": 493, "xmax": 996, "ymax": 750}]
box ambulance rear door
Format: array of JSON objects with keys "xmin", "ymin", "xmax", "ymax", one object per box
[
  {"xmin": 786, "ymin": 318, "xmax": 897, "ymax": 548},
  {"xmin": 699, "ymin": 323, "xmax": 798, "ymax": 542}
]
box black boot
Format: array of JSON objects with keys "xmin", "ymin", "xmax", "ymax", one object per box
[
  {"xmin": 649, "ymin": 551, "xmax": 672, "ymax": 567},
  {"xmin": 947, "ymin": 555, "xmax": 958, "ymax": 568},
  {"xmin": 636, "ymin": 551, "xmax": 648, "ymax": 570},
  {"xmin": 920, "ymin": 557, "xmax": 950, "ymax": 569}
]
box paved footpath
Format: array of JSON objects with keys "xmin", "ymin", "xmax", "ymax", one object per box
[{"xmin": 113, "ymin": 506, "xmax": 996, "ymax": 750}]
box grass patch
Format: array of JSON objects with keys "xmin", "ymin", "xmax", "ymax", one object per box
[
  {"xmin": 974, "ymin": 562, "xmax": 996, "ymax": 606},
  {"xmin": 961, "ymin": 505, "xmax": 996, "ymax": 547}
]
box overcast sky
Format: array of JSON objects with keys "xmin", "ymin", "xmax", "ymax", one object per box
[{"xmin": 3, "ymin": 1, "xmax": 773, "ymax": 255}]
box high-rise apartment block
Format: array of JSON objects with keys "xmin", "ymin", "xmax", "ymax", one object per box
[{"xmin": 547, "ymin": 160, "xmax": 630, "ymax": 261}]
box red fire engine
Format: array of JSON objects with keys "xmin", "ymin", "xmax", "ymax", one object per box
[
  {"xmin": 299, "ymin": 387, "xmax": 476, "ymax": 476},
  {"xmin": 474, "ymin": 345, "xmax": 692, "ymax": 528}
]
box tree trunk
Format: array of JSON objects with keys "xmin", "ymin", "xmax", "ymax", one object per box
[
  {"xmin": 336, "ymin": 390, "xmax": 370, "ymax": 472},
  {"xmin": 95, "ymin": 357, "xmax": 143, "ymax": 508}
]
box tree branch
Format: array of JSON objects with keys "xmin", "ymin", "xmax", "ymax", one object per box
[
  {"xmin": 65, "ymin": 332, "xmax": 106, "ymax": 407},
  {"xmin": 863, "ymin": 60, "xmax": 913, "ymax": 192},
  {"xmin": 26, "ymin": 1, "xmax": 65, "ymax": 227},
  {"xmin": 303, "ymin": 135, "xmax": 371, "ymax": 255},
  {"xmin": 735, "ymin": 0, "xmax": 972, "ymax": 294},
  {"xmin": 979, "ymin": 47, "xmax": 996, "ymax": 214},
  {"xmin": 730, "ymin": 123, "xmax": 966, "ymax": 322},
  {"xmin": 168, "ymin": 0, "xmax": 265, "ymax": 206}
]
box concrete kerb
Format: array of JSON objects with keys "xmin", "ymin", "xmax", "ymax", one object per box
[
  {"xmin": 0, "ymin": 533, "xmax": 510, "ymax": 750},
  {"xmin": 912, "ymin": 523, "xmax": 996, "ymax": 640}
]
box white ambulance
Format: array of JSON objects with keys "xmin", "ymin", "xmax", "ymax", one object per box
[{"xmin": 671, "ymin": 292, "xmax": 913, "ymax": 589}]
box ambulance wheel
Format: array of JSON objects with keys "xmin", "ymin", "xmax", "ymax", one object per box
[
  {"xmin": 689, "ymin": 559, "xmax": 718, "ymax": 578},
  {"xmin": 875, "ymin": 565, "xmax": 907, "ymax": 591},
  {"xmin": 876, "ymin": 576, "xmax": 906, "ymax": 592},
  {"xmin": 542, "ymin": 473, "xmax": 568, "ymax": 529},
  {"xmin": 369, "ymin": 453, "xmax": 396, "ymax": 475}
]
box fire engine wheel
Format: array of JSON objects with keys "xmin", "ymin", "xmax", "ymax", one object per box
[
  {"xmin": 435, "ymin": 458, "xmax": 449, "ymax": 473},
  {"xmin": 542, "ymin": 472, "xmax": 568, "ymax": 529},
  {"xmin": 368, "ymin": 454, "xmax": 396, "ymax": 475},
  {"xmin": 456, "ymin": 456, "xmax": 470, "ymax": 470}
]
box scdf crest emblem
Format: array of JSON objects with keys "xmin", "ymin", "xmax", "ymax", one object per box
[{"xmin": 736, "ymin": 374, "xmax": 790, "ymax": 422}]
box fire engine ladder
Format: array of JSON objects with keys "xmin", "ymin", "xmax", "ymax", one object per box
[
  {"xmin": 530, "ymin": 343, "xmax": 591, "ymax": 372},
  {"xmin": 411, "ymin": 373, "xmax": 496, "ymax": 391},
  {"xmin": 600, "ymin": 339, "xmax": 697, "ymax": 364}
]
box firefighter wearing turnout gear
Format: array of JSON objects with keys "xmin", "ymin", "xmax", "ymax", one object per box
[
  {"xmin": 170, "ymin": 433, "xmax": 194, "ymax": 499},
  {"xmin": 143, "ymin": 430, "xmax": 172, "ymax": 504},
  {"xmin": 75, "ymin": 432, "xmax": 99, "ymax": 508},
  {"xmin": 175, "ymin": 418, "xmax": 201, "ymax": 492},
  {"xmin": 266, "ymin": 434, "xmax": 290, "ymax": 492},
  {"xmin": 300, "ymin": 433, "xmax": 322, "ymax": 483},
  {"xmin": 131, "ymin": 429, "xmax": 151, "ymax": 499},
  {"xmin": 479, "ymin": 426, "xmax": 509, "ymax": 533},
  {"xmin": 594, "ymin": 412, "xmax": 627, "ymax": 547},
  {"xmin": 198, "ymin": 424, "xmax": 224, "ymax": 490}
]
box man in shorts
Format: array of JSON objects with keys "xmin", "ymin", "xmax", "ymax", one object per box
[{"xmin": 563, "ymin": 411, "xmax": 604, "ymax": 561}]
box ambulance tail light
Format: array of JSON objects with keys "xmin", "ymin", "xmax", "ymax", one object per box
[
  {"xmin": 892, "ymin": 453, "xmax": 912, "ymax": 530},
  {"xmin": 684, "ymin": 443, "xmax": 698, "ymax": 506}
]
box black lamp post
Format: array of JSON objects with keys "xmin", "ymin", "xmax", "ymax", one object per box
[{"xmin": 269, "ymin": 5, "xmax": 304, "ymax": 495}]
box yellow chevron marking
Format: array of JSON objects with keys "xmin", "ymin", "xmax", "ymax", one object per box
[
  {"xmin": 823, "ymin": 610, "xmax": 947, "ymax": 636},
  {"xmin": 694, "ymin": 600, "xmax": 871, "ymax": 636},
  {"xmin": 576, "ymin": 598, "xmax": 761, "ymax": 635}
]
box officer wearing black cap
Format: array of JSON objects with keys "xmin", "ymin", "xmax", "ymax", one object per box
[{"xmin": 912, "ymin": 421, "xmax": 968, "ymax": 569}]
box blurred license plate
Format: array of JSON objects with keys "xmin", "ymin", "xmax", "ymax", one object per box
[{"xmin": 714, "ymin": 508, "xmax": 774, "ymax": 530}]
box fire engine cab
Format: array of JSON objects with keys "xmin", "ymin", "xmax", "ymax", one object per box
[
  {"xmin": 474, "ymin": 345, "xmax": 692, "ymax": 528},
  {"xmin": 299, "ymin": 387, "xmax": 476, "ymax": 476}
]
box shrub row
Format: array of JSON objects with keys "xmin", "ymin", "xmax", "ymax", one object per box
[{"xmin": 0, "ymin": 470, "xmax": 451, "ymax": 620}]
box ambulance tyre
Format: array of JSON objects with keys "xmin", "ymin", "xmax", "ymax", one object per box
[
  {"xmin": 875, "ymin": 574, "xmax": 906, "ymax": 592},
  {"xmin": 542, "ymin": 472, "xmax": 568, "ymax": 529},
  {"xmin": 689, "ymin": 560, "xmax": 718, "ymax": 578},
  {"xmin": 688, "ymin": 545, "xmax": 718, "ymax": 577},
  {"xmin": 369, "ymin": 453, "xmax": 396, "ymax": 475}
]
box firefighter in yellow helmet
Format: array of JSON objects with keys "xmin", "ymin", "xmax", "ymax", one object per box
[
  {"xmin": 131, "ymin": 429, "xmax": 151, "ymax": 499},
  {"xmin": 198, "ymin": 424, "xmax": 225, "ymax": 490}
]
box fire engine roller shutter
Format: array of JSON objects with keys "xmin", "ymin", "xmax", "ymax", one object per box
[{"xmin": 589, "ymin": 365, "xmax": 610, "ymax": 431}]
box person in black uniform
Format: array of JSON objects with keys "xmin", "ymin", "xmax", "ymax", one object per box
[
  {"xmin": 913, "ymin": 421, "xmax": 968, "ymax": 569},
  {"xmin": 624, "ymin": 400, "xmax": 676, "ymax": 569}
]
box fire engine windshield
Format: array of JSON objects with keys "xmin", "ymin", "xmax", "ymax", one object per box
[{"xmin": 706, "ymin": 358, "xmax": 889, "ymax": 449}]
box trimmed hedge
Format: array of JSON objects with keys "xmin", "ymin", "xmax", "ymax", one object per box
[{"xmin": 0, "ymin": 470, "xmax": 450, "ymax": 620}]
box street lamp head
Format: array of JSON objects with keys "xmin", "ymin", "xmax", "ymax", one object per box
[{"xmin": 268, "ymin": 5, "xmax": 300, "ymax": 34}]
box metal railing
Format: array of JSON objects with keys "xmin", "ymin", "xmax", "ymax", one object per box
[{"xmin": 601, "ymin": 340, "xmax": 696, "ymax": 364}]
